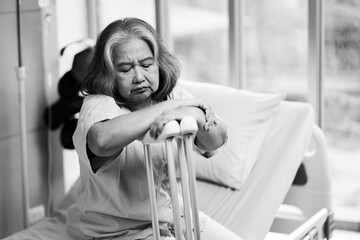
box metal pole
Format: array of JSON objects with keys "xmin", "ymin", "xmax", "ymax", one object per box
[
  {"xmin": 86, "ymin": 0, "xmax": 100, "ymax": 39},
  {"xmin": 184, "ymin": 134, "xmax": 201, "ymax": 240},
  {"xmin": 308, "ymin": 0, "xmax": 324, "ymax": 127},
  {"xmin": 144, "ymin": 144, "xmax": 161, "ymax": 240},
  {"xmin": 229, "ymin": 0, "xmax": 245, "ymax": 88},
  {"xmin": 16, "ymin": 0, "xmax": 30, "ymax": 228},
  {"xmin": 141, "ymin": 118, "xmax": 199, "ymax": 239},
  {"xmin": 178, "ymin": 138, "xmax": 194, "ymax": 240},
  {"xmin": 155, "ymin": 0, "xmax": 172, "ymax": 50},
  {"xmin": 166, "ymin": 138, "xmax": 183, "ymax": 238}
]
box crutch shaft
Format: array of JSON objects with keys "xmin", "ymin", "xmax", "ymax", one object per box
[
  {"xmin": 178, "ymin": 117, "xmax": 200, "ymax": 239},
  {"xmin": 184, "ymin": 134, "xmax": 201, "ymax": 240},
  {"xmin": 178, "ymin": 138, "xmax": 194, "ymax": 240},
  {"xmin": 166, "ymin": 139, "xmax": 184, "ymax": 239},
  {"xmin": 144, "ymin": 144, "xmax": 161, "ymax": 240},
  {"xmin": 141, "ymin": 117, "xmax": 200, "ymax": 240}
]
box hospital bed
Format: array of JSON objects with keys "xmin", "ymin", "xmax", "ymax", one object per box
[{"xmin": 4, "ymin": 80, "xmax": 334, "ymax": 240}]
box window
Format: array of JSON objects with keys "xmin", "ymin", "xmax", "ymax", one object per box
[
  {"xmin": 244, "ymin": 0, "xmax": 360, "ymax": 226},
  {"xmin": 97, "ymin": 0, "xmax": 155, "ymax": 31},
  {"xmin": 244, "ymin": 0, "xmax": 308, "ymax": 103},
  {"xmin": 169, "ymin": 0, "xmax": 229, "ymax": 86},
  {"xmin": 324, "ymin": 0, "xmax": 360, "ymax": 224}
]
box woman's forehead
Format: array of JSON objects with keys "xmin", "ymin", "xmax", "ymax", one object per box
[{"xmin": 114, "ymin": 38, "xmax": 154, "ymax": 63}]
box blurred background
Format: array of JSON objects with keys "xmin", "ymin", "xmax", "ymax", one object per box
[
  {"xmin": 94, "ymin": 0, "xmax": 360, "ymax": 221},
  {"xmin": 0, "ymin": 0, "xmax": 359, "ymax": 238}
]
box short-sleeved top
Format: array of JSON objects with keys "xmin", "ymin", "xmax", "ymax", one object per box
[{"xmin": 66, "ymin": 85, "xmax": 203, "ymax": 239}]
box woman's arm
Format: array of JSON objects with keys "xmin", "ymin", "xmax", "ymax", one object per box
[
  {"xmin": 192, "ymin": 108, "xmax": 228, "ymax": 153},
  {"xmin": 87, "ymin": 98, "xmax": 213, "ymax": 157},
  {"xmin": 150, "ymin": 106, "xmax": 228, "ymax": 154}
]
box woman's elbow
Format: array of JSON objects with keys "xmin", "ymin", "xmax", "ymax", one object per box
[{"xmin": 87, "ymin": 127, "xmax": 111, "ymax": 156}]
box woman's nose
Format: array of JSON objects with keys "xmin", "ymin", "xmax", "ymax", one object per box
[{"xmin": 133, "ymin": 66, "xmax": 145, "ymax": 83}]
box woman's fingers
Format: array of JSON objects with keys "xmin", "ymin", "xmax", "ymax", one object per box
[
  {"xmin": 204, "ymin": 110, "xmax": 218, "ymax": 131},
  {"xmin": 149, "ymin": 116, "xmax": 167, "ymax": 138},
  {"xmin": 199, "ymin": 103, "xmax": 218, "ymax": 131},
  {"xmin": 149, "ymin": 99, "xmax": 218, "ymax": 138},
  {"xmin": 149, "ymin": 109, "xmax": 182, "ymax": 138},
  {"xmin": 182, "ymin": 98, "xmax": 214, "ymax": 123}
]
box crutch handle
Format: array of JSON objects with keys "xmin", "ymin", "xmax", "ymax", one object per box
[
  {"xmin": 180, "ymin": 116, "xmax": 198, "ymax": 135},
  {"xmin": 139, "ymin": 117, "xmax": 198, "ymax": 144},
  {"xmin": 140, "ymin": 120, "xmax": 181, "ymax": 144}
]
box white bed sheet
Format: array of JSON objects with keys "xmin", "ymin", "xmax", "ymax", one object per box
[
  {"xmin": 196, "ymin": 101, "xmax": 314, "ymax": 240},
  {"xmin": 5, "ymin": 101, "xmax": 314, "ymax": 240}
]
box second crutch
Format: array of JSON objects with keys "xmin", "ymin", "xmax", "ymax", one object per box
[{"xmin": 140, "ymin": 116, "xmax": 201, "ymax": 240}]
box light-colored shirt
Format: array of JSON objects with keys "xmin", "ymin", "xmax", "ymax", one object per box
[{"xmin": 66, "ymin": 85, "xmax": 203, "ymax": 239}]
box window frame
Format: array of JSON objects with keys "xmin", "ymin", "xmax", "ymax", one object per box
[{"xmin": 308, "ymin": 0, "xmax": 324, "ymax": 127}]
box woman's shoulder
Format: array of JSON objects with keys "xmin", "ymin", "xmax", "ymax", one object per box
[
  {"xmin": 83, "ymin": 94, "xmax": 116, "ymax": 105},
  {"xmin": 80, "ymin": 94, "xmax": 128, "ymax": 119}
]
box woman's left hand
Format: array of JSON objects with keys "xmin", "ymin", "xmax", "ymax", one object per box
[{"xmin": 149, "ymin": 106, "xmax": 217, "ymax": 139}]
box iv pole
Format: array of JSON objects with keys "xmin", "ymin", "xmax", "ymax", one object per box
[{"xmin": 16, "ymin": 0, "xmax": 30, "ymax": 228}]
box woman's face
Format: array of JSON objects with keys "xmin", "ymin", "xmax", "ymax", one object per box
[{"xmin": 113, "ymin": 38, "xmax": 160, "ymax": 109}]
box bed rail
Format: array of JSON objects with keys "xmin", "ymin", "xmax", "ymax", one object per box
[
  {"xmin": 286, "ymin": 208, "xmax": 334, "ymax": 240},
  {"xmin": 271, "ymin": 124, "xmax": 335, "ymax": 239}
]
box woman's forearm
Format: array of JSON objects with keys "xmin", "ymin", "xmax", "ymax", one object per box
[
  {"xmin": 172, "ymin": 106, "xmax": 228, "ymax": 153},
  {"xmin": 196, "ymin": 119, "xmax": 228, "ymax": 152},
  {"xmin": 195, "ymin": 115, "xmax": 228, "ymax": 152},
  {"xmin": 87, "ymin": 98, "xmax": 211, "ymax": 157},
  {"xmin": 87, "ymin": 100, "xmax": 184, "ymax": 157},
  {"xmin": 87, "ymin": 98, "xmax": 227, "ymax": 157}
]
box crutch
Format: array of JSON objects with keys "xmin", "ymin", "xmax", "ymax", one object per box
[{"xmin": 140, "ymin": 116, "xmax": 201, "ymax": 240}]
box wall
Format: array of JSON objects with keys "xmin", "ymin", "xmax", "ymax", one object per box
[
  {"xmin": 0, "ymin": 0, "xmax": 90, "ymax": 237},
  {"xmin": 0, "ymin": 0, "xmax": 60, "ymax": 237}
]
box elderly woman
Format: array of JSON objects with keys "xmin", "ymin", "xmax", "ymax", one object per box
[{"xmin": 66, "ymin": 17, "xmax": 240, "ymax": 240}]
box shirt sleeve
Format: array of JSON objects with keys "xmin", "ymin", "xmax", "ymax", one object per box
[{"xmin": 73, "ymin": 94, "xmax": 128, "ymax": 171}]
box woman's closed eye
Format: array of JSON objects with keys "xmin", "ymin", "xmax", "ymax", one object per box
[
  {"xmin": 141, "ymin": 63, "xmax": 152, "ymax": 69},
  {"xmin": 139, "ymin": 57, "xmax": 154, "ymax": 70},
  {"xmin": 118, "ymin": 66, "xmax": 132, "ymax": 73}
]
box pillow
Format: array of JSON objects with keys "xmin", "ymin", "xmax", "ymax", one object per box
[{"xmin": 179, "ymin": 79, "xmax": 286, "ymax": 190}]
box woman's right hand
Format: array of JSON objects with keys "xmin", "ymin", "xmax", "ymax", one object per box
[
  {"xmin": 149, "ymin": 98, "xmax": 218, "ymax": 139},
  {"xmin": 179, "ymin": 98, "xmax": 216, "ymax": 126}
]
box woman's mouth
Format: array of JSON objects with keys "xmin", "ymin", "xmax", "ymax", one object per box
[{"xmin": 132, "ymin": 87, "xmax": 149, "ymax": 94}]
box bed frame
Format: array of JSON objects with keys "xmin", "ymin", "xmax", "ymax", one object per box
[
  {"xmin": 269, "ymin": 125, "xmax": 334, "ymax": 239},
  {"xmin": 191, "ymin": 124, "xmax": 334, "ymax": 240}
]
